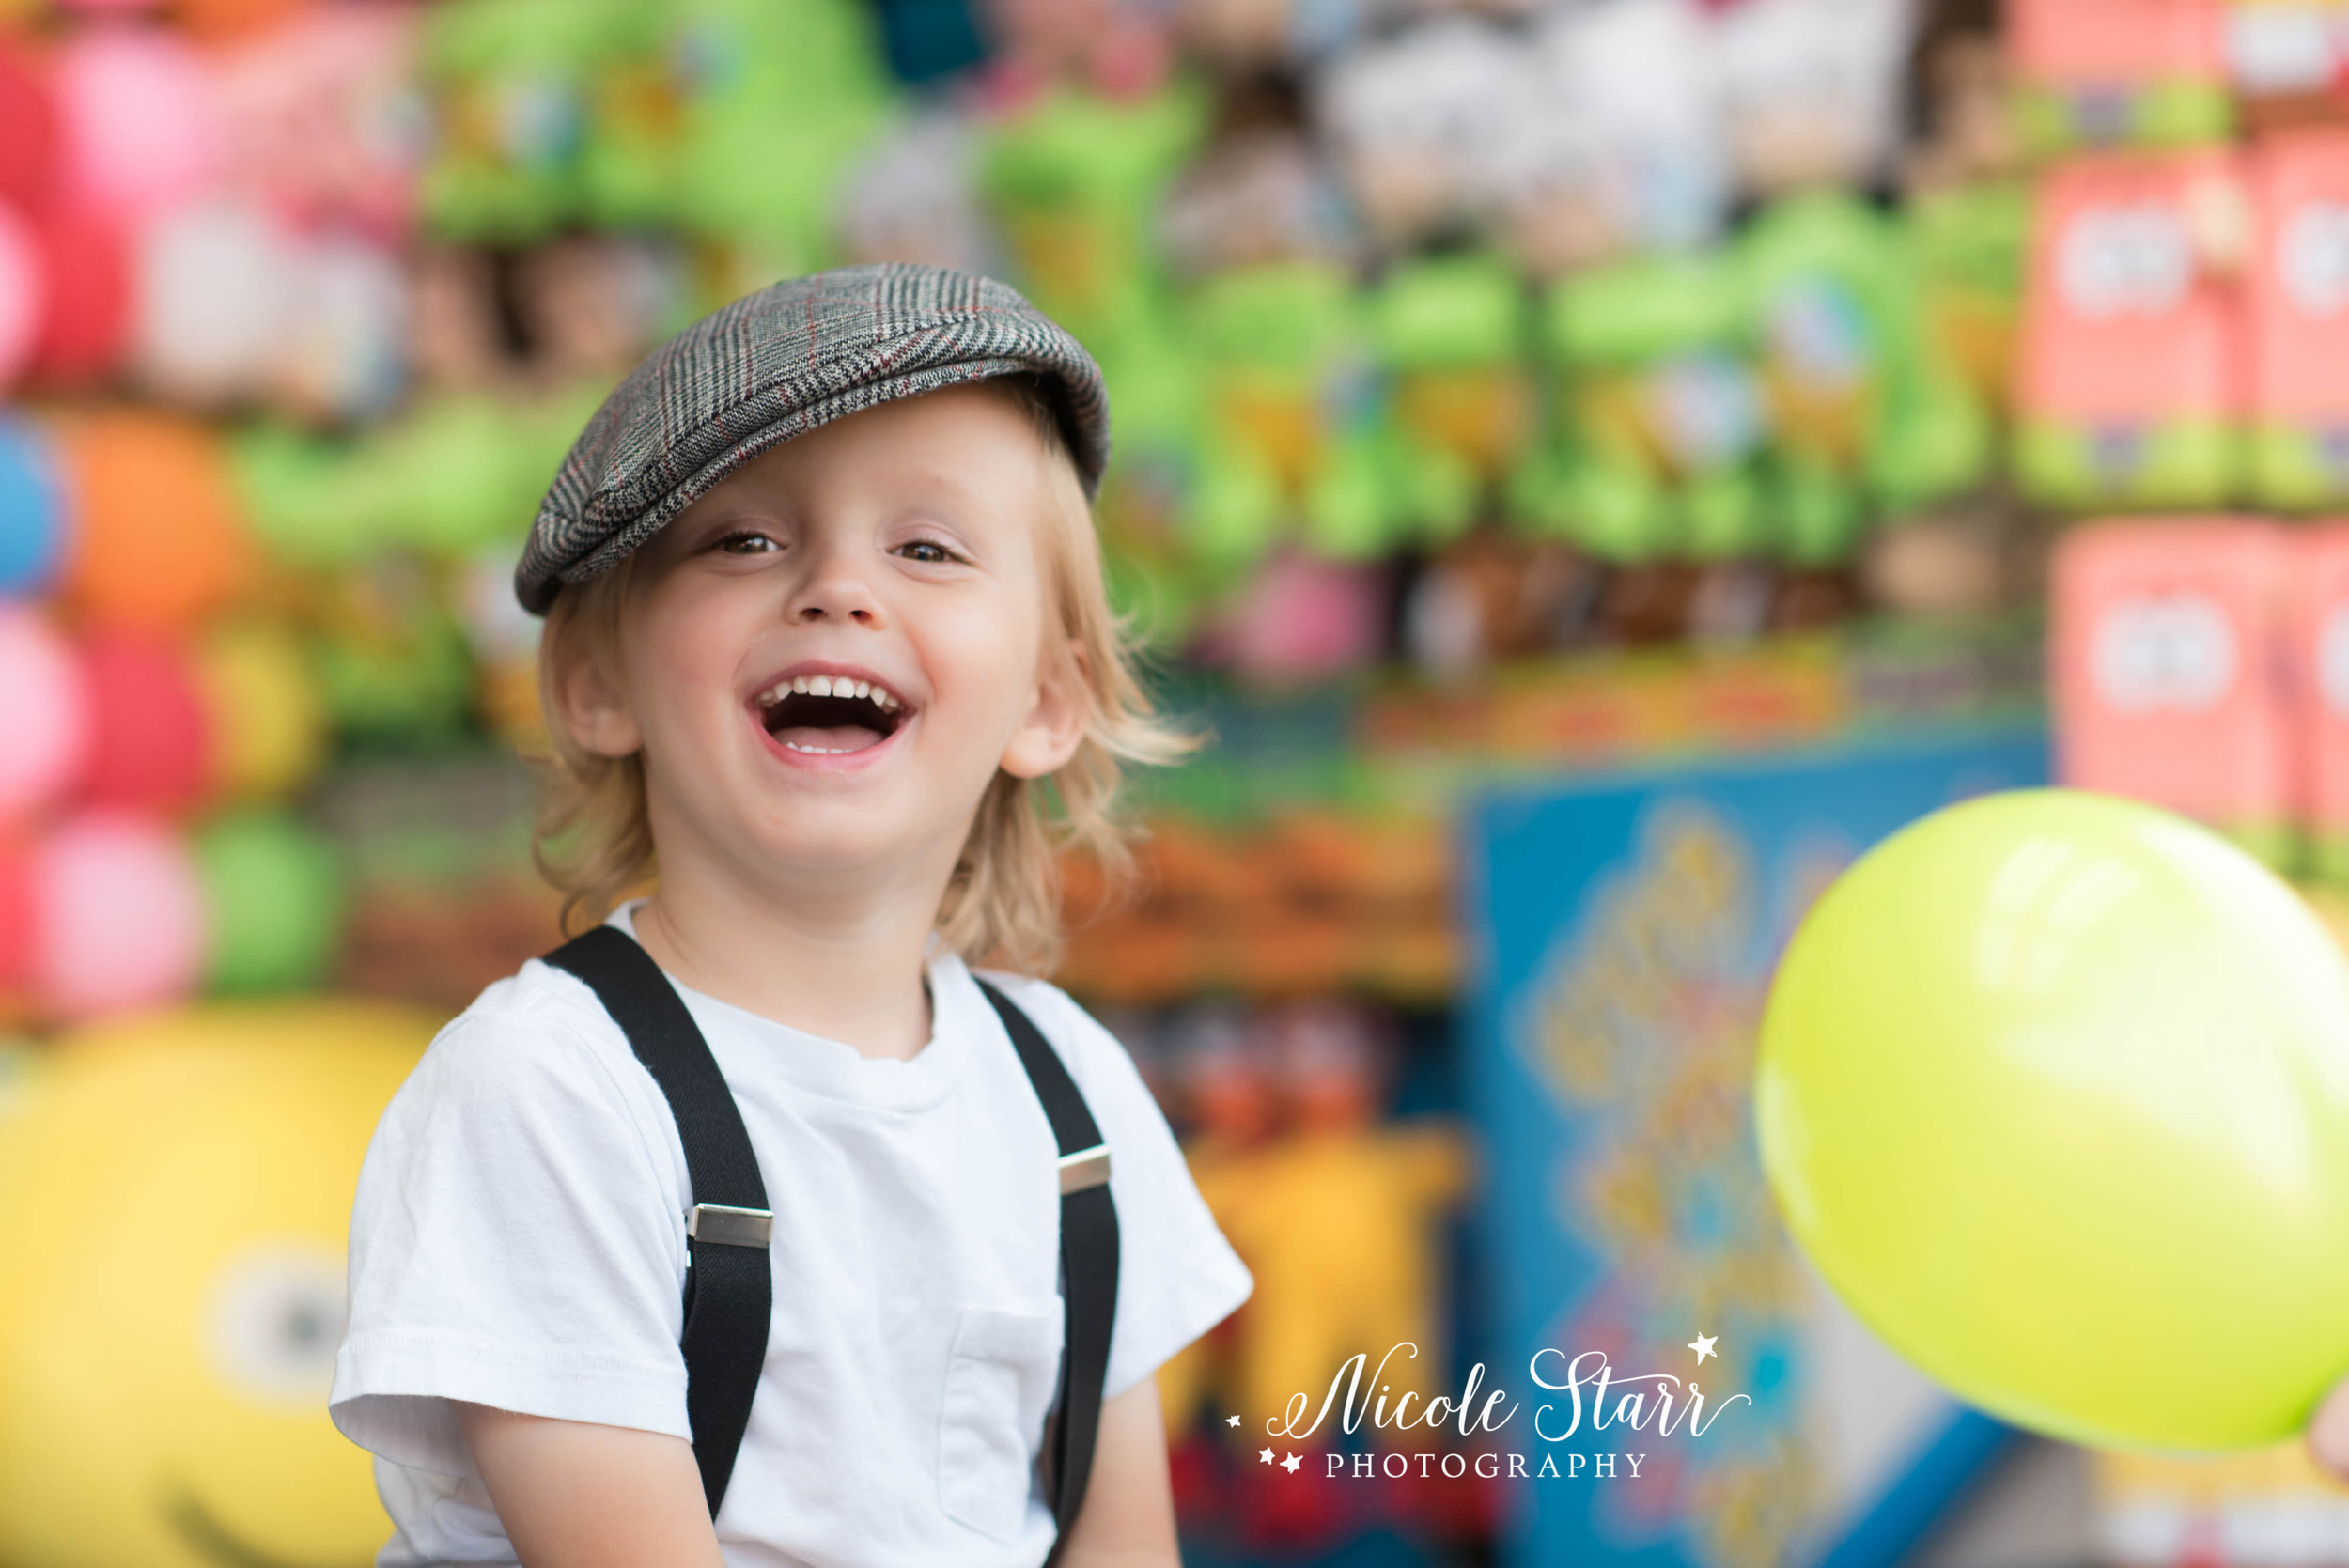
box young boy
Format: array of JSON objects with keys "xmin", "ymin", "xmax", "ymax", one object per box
[{"xmin": 328, "ymin": 265, "xmax": 1254, "ymax": 1567}]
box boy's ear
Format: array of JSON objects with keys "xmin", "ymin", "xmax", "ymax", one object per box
[
  {"xmin": 1001, "ymin": 636, "xmax": 1089, "ymax": 781},
  {"xmin": 551, "ymin": 629, "xmax": 644, "ymax": 759}
]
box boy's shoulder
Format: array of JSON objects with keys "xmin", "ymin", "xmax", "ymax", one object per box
[
  {"xmin": 964, "ymin": 963, "xmax": 1085, "ymax": 1048},
  {"xmin": 963, "ymin": 964, "xmax": 1149, "ymax": 1103},
  {"xmin": 397, "ymin": 955, "xmax": 646, "ymax": 1107}
]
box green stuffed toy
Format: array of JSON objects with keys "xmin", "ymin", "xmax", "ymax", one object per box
[
  {"xmin": 665, "ymin": 0, "xmax": 899, "ymax": 272},
  {"xmin": 977, "ymin": 85, "xmax": 1209, "ymax": 349},
  {"xmin": 1358, "ymin": 255, "xmax": 1531, "ymax": 554},
  {"xmin": 419, "ymin": 0, "xmax": 642, "ymax": 243},
  {"xmin": 1532, "ymin": 249, "xmax": 1764, "ymax": 573},
  {"xmin": 1739, "ymin": 193, "xmax": 1993, "ymax": 517}
]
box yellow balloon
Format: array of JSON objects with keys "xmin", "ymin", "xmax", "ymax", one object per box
[
  {"xmin": 1756, "ymin": 789, "xmax": 2349, "ymax": 1453},
  {"xmin": 192, "ymin": 617, "xmax": 327, "ymax": 804},
  {"xmin": 0, "ymin": 999, "xmax": 443, "ymax": 1568}
]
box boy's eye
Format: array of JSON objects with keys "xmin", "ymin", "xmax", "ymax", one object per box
[
  {"xmin": 717, "ymin": 531, "xmax": 779, "ymax": 554},
  {"xmin": 899, "ymin": 538, "xmax": 962, "ymax": 565}
]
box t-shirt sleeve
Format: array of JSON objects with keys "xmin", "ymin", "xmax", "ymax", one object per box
[
  {"xmin": 1011, "ymin": 979, "xmax": 1254, "ymax": 1402},
  {"xmin": 328, "ymin": 995, "xmax": 692, "ymax": 1479}
]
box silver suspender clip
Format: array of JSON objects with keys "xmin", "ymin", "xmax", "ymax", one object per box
[
  {"xmin": 1057, "ymin": 1144, "xmax": 1111, "ymax": 1194},
  {"xmin": 688, "ymin": 1203, "xmax": 774, "ymax": 1248}
]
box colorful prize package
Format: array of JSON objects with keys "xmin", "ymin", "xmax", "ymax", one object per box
[
  {"xmin": 2051, "ymin": 517, "xmax": 2300, "ymax": 866},
  {"xmin": 2224, "ymin": 0, "xmax": 2349, "ymax": 133},
  {"xmin": 2008, "ymin": 0, "xmax": 2234, "ymax": 157},
  {"xmin": 2095, "ymin": 1443, "xmax": 2349, "ymax": 1568},
  {"xmin": 2248, "ymin": 128, "xmax": 2349, "ymax": 506},
  {"xmin": 2015, "ymin": 150, "xmax": 2248, "ymax": 509}
]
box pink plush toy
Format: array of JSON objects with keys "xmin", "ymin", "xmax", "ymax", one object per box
[
  {"xmin": 25, "ymin": 809, "xmax": 205, "ymax": 1021},
  {"xmin": 52, "ymin": 27, "xmax": 223, "ymax": 224},
  {"xmin": 0, "ymin": 833, "xmax": 29, "ymax": 1004},
  {"xmin": 0, "ymin": 34, "xmax": 57, "ymax": 210},
  {"xmin": 1221, "ymin": 545, "xmax": 1393, "ymax": 683},
  {"xmin": 77, "ymin": 629, "xmax": 209, "ymax": 816},
  {"xmin": 212, "ymin": 3, "xmax": 423, "ymax": 240},
  {"xmin": 0, "ymin": 198, "xmax": 41, "ymax": 391},
  {"xmin": 25, "ymin": 202, "xmax": 130, "ymax": 387},
  {"xmin": 0, "ymin": 605, "xmax": 90, "ymax": 827}
]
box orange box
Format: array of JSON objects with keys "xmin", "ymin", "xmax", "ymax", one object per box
[
  {"xmin": 2247, "ymin": 130, "xmax": 2349, "ymax": 505},
  {"xmin": 2015, "ymin": 152, "xmax": 2248, "ymax": 507},
  {"xmin": 2051, "ymin": 517, "xmax": 2300, "ymax": 865},
  {"xmin": 2009, "ymin": 0, "xmax": 2232, "ymax": 151}
]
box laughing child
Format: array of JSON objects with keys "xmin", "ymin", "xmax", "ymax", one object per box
[{"xmin": 328, "ymin": 265, "xmax": 1254, "ymax": 1568}]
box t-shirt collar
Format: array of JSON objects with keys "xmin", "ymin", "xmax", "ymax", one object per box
[{"xmin": 602, "ymin": 897, "xmax": 972, "ymax": 1111}]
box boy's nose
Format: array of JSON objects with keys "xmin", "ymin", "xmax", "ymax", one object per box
[{"xmin": 784, "ymin": 541, "xmax": 883, "ymax": 627}]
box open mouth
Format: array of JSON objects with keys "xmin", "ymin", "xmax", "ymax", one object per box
[{"xmin": 754, "ymin": 675, "xmax": 909, "ymax": 756}]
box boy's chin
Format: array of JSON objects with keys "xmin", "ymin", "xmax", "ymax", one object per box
[{"xmin": 736, "ymin": 810, "xmax": 925, "ymax": 868}]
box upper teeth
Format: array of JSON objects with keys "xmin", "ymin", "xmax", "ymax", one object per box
[{"xmin": 760, "ymin": 674, "xmax": 903, "ymax": 712}]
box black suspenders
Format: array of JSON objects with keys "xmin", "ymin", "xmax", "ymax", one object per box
[
  {"xmin": 973, "ymin": 973, "xmax": 1120, "ymax": 1560},
  {"xmin": 541, "ymin": 925, "xmax": 1120, "ymax": 1556}
]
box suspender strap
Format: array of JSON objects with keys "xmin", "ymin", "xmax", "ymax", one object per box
[
  {"xmin": 542, "ymin": 926, "xmax": 771, "ymax": 1519},
  {"xmin": 974, "ymin": 977, "xmax": 1121, "ymax": 1562}
]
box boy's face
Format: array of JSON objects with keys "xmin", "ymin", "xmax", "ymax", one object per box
[{"xmin": 559, "ymin": 382, "xmax": 1087, "ymax": 903}]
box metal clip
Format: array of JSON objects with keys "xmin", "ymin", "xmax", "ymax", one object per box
[
  {"xmin": 687, "ymin": 1203, "xmax": 774, "ymax": 1248},
  {"xmin": 1057, "ymin": 1144, "xmax": 1111, "ymax": 1194}
]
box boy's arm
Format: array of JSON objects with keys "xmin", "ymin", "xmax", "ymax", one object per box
[
  {"xmin": 1054, "ymin": 1375, "xmax": 1184, "ymax": 1568},
  {"xmin": 457, "ymin": 1403, "xmax": 728, "ymax": 1568}
]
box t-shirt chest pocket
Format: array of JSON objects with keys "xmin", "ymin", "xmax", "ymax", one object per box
[{"xmin": 937, "ymin": 1299, "xmax": 1065, "ymax": 1542}]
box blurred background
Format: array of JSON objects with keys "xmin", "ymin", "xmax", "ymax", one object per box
[{"xmin": 5, "ymin": 0, "xmax": 2349, "ymax": 1564}]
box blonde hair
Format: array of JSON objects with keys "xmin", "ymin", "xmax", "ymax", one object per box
[{"xmin": 526, "ymin": 375, "xmax": 1204, "ymax": 976}]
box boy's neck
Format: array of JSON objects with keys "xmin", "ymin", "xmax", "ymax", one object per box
[{"xmin": 628, "ymin": 878, "xmax": 939, "ymax": 1063}]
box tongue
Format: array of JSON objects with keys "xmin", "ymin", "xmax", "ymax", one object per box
[{"xmin": 775, "ymin": 723, "xmax": 888, "ymax": 753}]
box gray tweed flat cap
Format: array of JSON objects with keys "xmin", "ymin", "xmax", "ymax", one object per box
[{"xmin": 515, "ymin": 262, "xmax": 1111, "ymax": 615}]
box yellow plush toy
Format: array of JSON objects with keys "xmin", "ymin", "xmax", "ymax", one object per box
[
  {"xmin": 1161, "ymin": 1001, "xmax": 1476, "ymax": 1443},
  {"xmin": 0, "ymin": 1000, "xmax": 439, "ymax": 1568}
]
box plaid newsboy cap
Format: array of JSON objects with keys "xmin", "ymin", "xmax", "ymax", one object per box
[{"xmin": 514, "ymin": 262, "xmax": 1112, "ymax": 615}]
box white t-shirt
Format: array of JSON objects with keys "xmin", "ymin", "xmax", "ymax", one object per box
[{"xmin": 329, "ymin": 899, "xmax": 1252, "ymax": 1568}]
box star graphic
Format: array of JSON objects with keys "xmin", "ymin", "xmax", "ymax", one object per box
[
  {"xmin": 1281, "ymin": 1452, "xmax": 1302, "ymax": 1473},
  {"xmin": 1259, "ymin": 1447, "xmax": 1276, "ymax": 1465},
  {"xmin": 1688, "ymin": 1332, "xmax": 1718, "ymax": 1364},
  {"xmin": 1226, "ymin": 1414, "xmax": 1241, "ymax": 1427}
]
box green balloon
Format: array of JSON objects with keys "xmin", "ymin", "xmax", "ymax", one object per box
[
  {"xmin": 228, "ymin": 425, "xmax": 386, "ymax": 569},
  {"xmin": 194, "ymin": 812, "xmax": 350, "ymax": 994}
]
